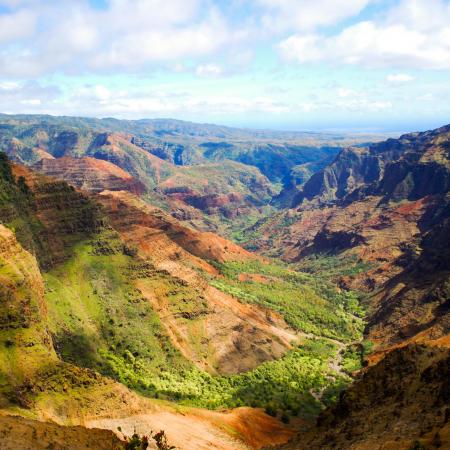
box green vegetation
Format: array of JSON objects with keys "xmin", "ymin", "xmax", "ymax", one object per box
[
  {"xmin": 295, "ymin": 253, "xmax": 372, "ymax": 278},
  {"xmin": 209, "ymin": 259, "xmax": 364, "ymax": 341},
  {"xmin": 341, "ymin": 341, "xmax": 374, "ymax": 374},
  {"xmin": 101, "ymin": 336, "xmax": 346, "ymax": 420},
  {"xmin": 0, "ymin": 153, "xmax": 105, "ymax": 269},
  {"xmin": 44, "ymin": 235, "xmax": 191, "ymax": 380},
  {"xmin": 43, "ymin": 237, "xmax": 357, "ymax": 419},
  {"xmin": 409, "ymin": 441, "xmax": 428, "ymax": 450},
  {"xmin": 0, "ymin": 152, "xmax": 44, "ymax": 257}
]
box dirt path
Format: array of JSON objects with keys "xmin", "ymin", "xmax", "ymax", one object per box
[{"xmin": 87, "ymin": 407, "xmax": 296, "ymax": 450}]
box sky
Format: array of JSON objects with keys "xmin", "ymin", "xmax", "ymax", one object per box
[{"xmin": 0, "ymin": 0, "xmax": 449, "ymax": 132}]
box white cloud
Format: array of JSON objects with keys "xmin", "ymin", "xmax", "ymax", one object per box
[
  {"xmin": 387, "ymin": 0, "xmax": 450, "ymax": 31},
  {"xmin": 94, "ymin": 85, "xmax": 112, "ymax": 101},
  {"xmin": 417, "ymin": 93, "xmax": 433, "ymax": 102},
  {"xmin": 279, "ymin": 23, "xmax": 450, "ymax": 69},
  {"xmin": 257, "ymin": 0, "xmax": 372, "ymax": 32},
  {"xmin": 0, "ymin": 0, "xmax": 448, "ymax": 124},
  {"xmin": 338, "ymin": 88, "xmax": 359, "ymax": 98},
  {"xmin": 3, "ymin": 82, "xmax": 292, "ymax": 118},
  {"xmin": 387, "ymin": 73, "xmax": 415, "ymax": 83},
  {"xmin": 0, "ymin": 80, "xmax": 60, "ymax": 113},
  {"xmin": 93, "ymin": 11, "xmax": 230, "ymax": 67},
  {"xmin": 196, "ymin": 63, "xmax": 223, "ymax": 78},
  {"xmin": 105, "ymin": 0, "xmax": 201, "ymax": 29},
  {"xmin": 0, "ymin": 0, "xmax": 36, "ymax": 6},
  {"xmin": 278, "ymin": 0, "xmax": 450, "ymax": 69},
  {"xmin": 332, "ymin": 87, "xmax": 393, "ymax": 112},
  {"xmin": 0, "ymin": 9, "xmax": 36, "ymax": 43},
  {"xmin": 0, "ymin": 81, "xmax": 20, "ymax": 90},
  {"xmin": 20, "ymin": 98, "xmax": 41, "ymax": 105},
  {"xmin": 0, "ymin": 0, "xmax": 242, "ymax": 76},
  {"xmin": 278, "ymin": 35, "xmax": 321, "ymax": 62}
]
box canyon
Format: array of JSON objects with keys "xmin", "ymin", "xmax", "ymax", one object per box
[{"xmin": 0, "ymin": 115, "xmax": 448, "ymax": 449}]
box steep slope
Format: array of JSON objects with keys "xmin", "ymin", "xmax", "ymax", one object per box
[
  {"xmin": 86, "ymin": 132, "xmax": 175, "ymax": 189},
  {"xmin": 0, "ymin": 153, "xmax": 367, "ymax": 440},
  {"xmin": 0, "ymin": 113, "xmax": 385, "ymax": 176},
  {"xmin": 0, "ymin": 415, "xmax": 124, "ymax": 450},
  {"xmin": 366, "ymin": 212, "xmax": 450, "ymax": 363},
  {"xmin": 19, "ymin": 129, "xmax": 277, "ymax": 236},
  {"xmin": 3, "ymin": 116, "xmax": 446, "ymax": 449},
  {"xmin": 279, "ymin": 345, "xmax": 450, "ymax": 450},
  {"xmin": 6, "ymin": 157, "xmax": 294, "ymax": 377},
  {"xmin": 80, "ymin": 132, "xmax": 279, "ymax": 235},
  {"xmin": 293, "ymin": 124, "xmax": 450, "ymax": 207},
  {"xmin": 157, "ymin": 159, "xmax": 276, "ymax": 233},
  {"xmin": 50, "ymin": 189, "xmax": 295, "ymax": 377},
  {"xmin": 9, "ymin": 164, "xmax": 105, "ymax": 269},
  {"xmin": 0, "ymin": 224, "xmax": 57, "ymax": 406}
]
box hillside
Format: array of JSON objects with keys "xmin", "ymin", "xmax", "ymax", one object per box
[{"xmin": 277, "ymin": 345, "xmax": 450, "ymax": 450}]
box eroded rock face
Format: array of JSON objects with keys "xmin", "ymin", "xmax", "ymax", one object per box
[
  {"xmin": 10, "ymin": 164, "xmax": 106, "ymax": 269},
  {"xmin": 0, "ymin": 225, "xmax": 46, "ymax": 329},
  {"xmin": 366, "ymin": 214, "xmax": 450, "ymax": 359},
  {"xmin": 96, "ymin": 190, "xmax": 253, "ymax": 265},
  {"xmin": 293, "ymin": 147, "xmax": 383, "ymax": 206},
  {"xmin": 33, "ymin": 156, "xmax": 146, "ymax": 195}
]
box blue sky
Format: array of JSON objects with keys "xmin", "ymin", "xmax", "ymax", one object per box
[{"xmin": 0, "ymin": 0, "xmax": 449, "ymax": 132}]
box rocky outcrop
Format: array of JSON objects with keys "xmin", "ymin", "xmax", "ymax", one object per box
[
  {"xmin": 0, "ymin": 115, "xmax": 376, "ymax": 237},
  {"xmin": 87, "ymin": 132, "xmax": 175, "ymax": 188},
  {"xmin": 96, "ymin": 190, "xmax": 254, "ymax": 265},
  {"xmin": 293, "ymin": 147, "xmax": 383, "ymax": 206},
  {"xmin": 11, "ymin": 165, "xmax": 106, "ymax": 268},
  {"xmin": 0, "ymin": 159, "xmax": 106, "ymax": 269},
  {"xmin": 156, "ymin": 160, "xmax": 276, "ymax": 234},
  {"xmin": 366, "ymin": 211, "xmax": 450, "ymax": 358}
]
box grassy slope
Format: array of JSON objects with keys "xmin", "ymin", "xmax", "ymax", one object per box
[{"xmin": 44, "ymin": 234, "xmax": 191, "ymax": 381}]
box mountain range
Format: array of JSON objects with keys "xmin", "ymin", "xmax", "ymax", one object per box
[{"xmin": 0, "ymin": 114, "xmax": 448, "ymax": 450}]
